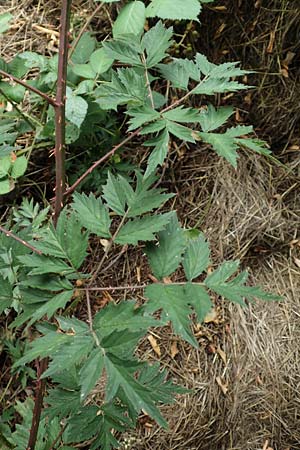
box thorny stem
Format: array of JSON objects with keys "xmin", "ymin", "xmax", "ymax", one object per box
[
  {"xmin": 26, "ymin": 2, "xmax": 72, "ymax": 450},
  {"xmin": 53, "ymin": 0, "xmax": 72, "ymax": 224},
  {"xmin": 0, "ymin": 69, "xmax": 57, "ymax": 107},
  {"xmin": 0, "ymin": 225, "xmax": 42, "ymax": 255},
  {"xmin": 86, "ymin": 289, "xmax": 100, "ymax": 346}
]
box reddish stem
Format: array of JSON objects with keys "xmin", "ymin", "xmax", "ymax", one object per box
[
  {"xmin": 53, "ymin": 0, "xmax": 72, "ymax": 224},
  {"xmin": 0, "ymin": 225, "xmax": 42, "ymax": 255},
  {"xmin": 26, "ymin": 2, "xmax": 72, "ymax": 449},
  {"xmin": 64, "ymin": 128, "xmax": 141, "ymax": 198},
  {"xmin": 0, "ymin": 69, "xmax": 57, "ymax": 106}
]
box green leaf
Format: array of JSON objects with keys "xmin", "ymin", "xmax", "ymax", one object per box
[
  {"xmin": 199, "ymin": 131, "xmax": 239, "ymax": 167},
  {"xmin": 13, "ymin": 332, "xmax": 70, "ymax": 368},
  {"xmin": 0, "ymin": 275, "xmax": 13, "ymax": 312},
  {"xmin": 89, "ymin": 48, "xmax": 114, "ymax": 74},
  {"xmin": 141, "ymin": 21, "xmax": 173, "ymax": 68},
  {"xmin": 113, "ymin": 1, "xmax": 146, "ymax": 38},
  {"xmin": 157, "ymin": 59, "xmax": 193, "ymax": 90},
  {"xmin": 0, "ymin": 155, "xmax": 12, "ymax": 177},
  {"xmin": 105, "ymin": 354, "xmax": 167, "ymax": 428},
  {"xmin": 127, "ymin": 106, "xmax": 160, "ymax": 131},
  {"xmin": 32, "ymin": 209, "xmax": 88, "ymax": 269},
  {"xmin": 18, "ymin": 51, "xmax": 48, "ymax": 71},
  {"xmin": 115, "ymin": 212, "xmax": 173, "ymax": 245},
  {"xmin": 166, "ymin": 120, "xmax": 196, "ymax": 143},
  {"xmin": 26, "ymin": 290, "xmax": 74, "ymax": 327},
  {"xmin": 103, "ymin": 39, "xmax": 142, "ymax": 66},
  {"xmin": 236, "ymin": 137, "xmax": 271, "ymax": 156},
  {"xmin": 0, "ymin": 12, "xmax": 13, "ymax": 33},
  {"xmin": 145, "ymin": 284, "xmax": 198, "ymax": 347},
  {"xmin": 126, "ymin": 171, "xmax": 173, "ymax": 217},
  {"xmin": 193, "ymin": 78, "xmax": 250, "ymax": 95},
  {"xmin": 145, "ymin": 213, "xmax": 186, "ymax": 279},
  {"xmin": 95, "ymin": 68, "xmax": 147, "ymax": 110},
  {"xmin": 94, "ymin": 301, "xmax": 161, "ymax": 337},
  {"xmin": 0, "ymin": 177, "xmax": 13, "ymax": 195},
  {"xmin": 184, "ymin": 283, "xmax": 213, "ymax": 323},
  {"xmin": 199, "ymin": 104, "xmax": 234, "ymax": 132},
  {"xmin": 183, "ymin": 233, "xmax": 210, "ymax": 280},
  {"xmin": 205, "ymin": 261, "xmax": 282, "ymax": 305},
  {"xmin": 144, "ymin": 129, "xmax": 170, "ymax": 178},
  {"xmin": 66, "ymin": 87, "xmax": 88, "ymax": 128},
  {"xmin": 71, "ymin": 32, "xmax": 96, "ymax": 64},
  {"xmin": 72, "ymin": 192, "xmax": 111, "ymax": 238},
  {"xmin": 79, "ymin": 348, "xmax": 104, "ymax": 401},
  {"xmin": 146, "ymin": 0, "xmax": 201, "ymax": 20},
  {"xmin": 18, "ymin": 254, "xmax": 74, "ymax": 276},
  {"xmin": 71, "ymin": 63, "xmax": 96, "ymax": 79},
  {"xmin": 163, "ymin": 106, "xmax": 201, "ymax": 123},
  {"xmin": 10, "ymin": 156, "xmax": 27, "ymax": 179},
  {"xmin": 102, "ymin": 172, "xmax": 127, "ymax": 215}
]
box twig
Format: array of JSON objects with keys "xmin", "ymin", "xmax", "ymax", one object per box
[
  {"xmin": 0, "ymin": 225, "xmax": 42, "ymax": 255},
  {"xmin": 26, "ymin": 358, "xmax": 48, "ymax": 450},
  {"xmin": 86, "ymin": 289, "xmax": 100, "ymax": 346},
  {"xmin": 0, "ymin": 69, "xmax": 57, "ymax": 107},
  {"xmin": 88, "ymin": 213, "xmax": 128, "ymax": 286},
  {"xmin": 63, "ymin": 128, "xmax": 141, "ymax": 198},
  {"xmin": 80, "ymin": 281, "xmax": 205, "ymax": 292},
  {"xmin": 142, "ymin": 53, "xmax": 155, "ymax": 109},
  {"xmin": 53, "ymin": 0, "xmax": 72, "ymax": 224},
  {"xmin": 48, "ymin": 424, "xmax": 67, "ymax": 450}
]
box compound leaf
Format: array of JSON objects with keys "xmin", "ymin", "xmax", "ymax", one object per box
[{"xmin": 199, "ymin": 104, "xmax": 234, "ymax": 132}]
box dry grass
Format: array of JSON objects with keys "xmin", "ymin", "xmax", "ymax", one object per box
[{"xmin": 0, "ymin": 1, "xmax": 300, "ymax": 449}]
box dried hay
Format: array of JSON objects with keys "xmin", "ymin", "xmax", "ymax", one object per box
[{"xmin": 198, "ymin": 0, "xmax": 300, "ymax": 148}]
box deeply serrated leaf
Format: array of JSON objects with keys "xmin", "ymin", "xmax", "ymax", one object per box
[
  {"xmin": 94, "ymin": 301, "xmax": 161, "ymax": 337},
  {"xmin": 166, "ymin": 120, "xmax": 196, "ymax": 143},
  {"xmin": 26, "ymin": 290, "xmax": 74, "ymax": 327},
  {"xmin": 163, "ymin": 106, "xmax": 201, "ymax": 123},
  {"xmin": 199, "ymin": 104, "xmax": 234, "ymax": 132},
  {"xmin": 103, "ymin": 39, "xmax": 142, "ymax": 66},
  {"xmin": 144, "ymin": 129, "xmax": 170, "ymax": 178},
  {"xmin": 145, "ymin": 213, "xmax": 186, "ymax": 279},
  {"xmin": 105, "ymin": 354, "xmax": 167, "ymax": 428},
  {"xmin": 199, "ymin": 132, "xmax": 239, "ymax": 167},
  {"xmin": 183, "ymin": 233, "xmax": 210, "ymax": 280},
  {"xmin": 145, "ymin": 284, "xmax": 198, "ymax": 347},
  {"xmin": 126, "ymin": 171, "xmax": 173, "ymax": 217},
  {"xmin": 184, "ymin": 283, "xmax": 213, "ymax": 323},
  {"xmin": 115, "ymin": 212, "xmax": 173, "ymax": 245},
  {"xmin": 72, "ymin": 192, "xmax": 111, "ymax": 237},
  {"xmin": 127, "ymin": 106, "xmax": 160, "ymax": 131},
  {"xmin": 18, "ymin": 254, "xmax": 74, "ymax": 276},
  {"xmin": 142, "ymin": 21, "xmax": 173, "ymax": 67},
  {"xmin": 79, "ymin": 348, "xmax": 104, "ymax": 400},
  {"xmin": 157, "ymin": 59, "xmax": 192, "ymax": 90},
  {"xmin": 146, "ymin": 0, "xmax": 201, "ymax": 20},
  {"xmin": 102, "ymin": 172, "xmax": 127, "ymax": 215}
]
